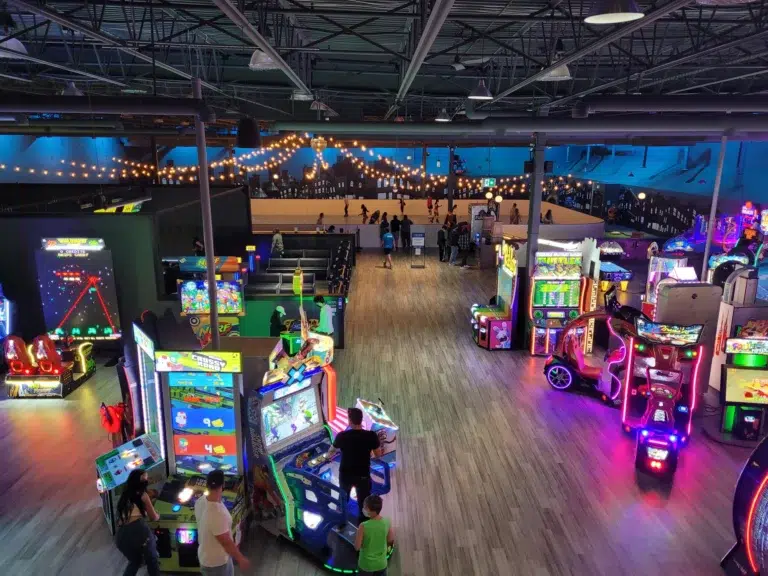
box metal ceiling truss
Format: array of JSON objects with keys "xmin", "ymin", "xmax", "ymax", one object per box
[{"xmin": 0, "ymin": 0, "xmax": 766, "ymax": 123}]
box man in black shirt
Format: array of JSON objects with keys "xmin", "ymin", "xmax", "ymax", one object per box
[{"xmin": 328, "ymin": 407, "xmax": 381, "ymax": 524}]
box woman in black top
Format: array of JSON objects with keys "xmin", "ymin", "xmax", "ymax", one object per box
[
  {"xmin": 115, "ymin": 469, "xmax": 161, "ymax": 576},
  {"xmin": 390, "ymin": 216, "xmax": 401, "ymax": 250}
]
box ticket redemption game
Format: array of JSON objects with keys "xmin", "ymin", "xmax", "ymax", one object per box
[
  {"xmin": 247, "ymin": 333, "xmax": 393, "ymax": 572},
  {"xmin": 722, "ymin": 435, "xmax": 768, "ymax": 575},
  {"xmin": 151, "ymin": 350, "xmax": 248, "ymax": 572},
  {"xmin": 470, "ymin": 237, "xmax": 519, "ymax": 350},
  {"xmin": 528, "ymin": 248, "xmax": 594, "ymax": 357},
  {"xmin": 642, "ymin": 253, "xmax": 688, "ymax": 319},
  {"xmin": 718, "ymin": 323, "xmax": 768, "ymax": 442},
  {"xmin": 622, "ymin": 318, "xmax": 704, "ymax": 480}
]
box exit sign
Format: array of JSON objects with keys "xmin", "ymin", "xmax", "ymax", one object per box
[{"xmin": 481, "ymin": 178, "xmax": 496, "ymax": 188}]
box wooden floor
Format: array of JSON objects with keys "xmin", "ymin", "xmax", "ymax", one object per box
[{"xmin": 0, "ymin": 252, "xmax": 751, "ymax": 575}]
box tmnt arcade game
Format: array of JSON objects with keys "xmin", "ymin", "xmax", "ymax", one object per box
[
  {"xmin": 151, "ymin": 350, "xmax": 248, "ymax": 572},
  {"xmin": 247, "ymin": 332, "xmax": 393, "ymax": 572}
]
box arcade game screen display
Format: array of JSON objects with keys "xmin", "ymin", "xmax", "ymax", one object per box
[
  {"xmin": 635, "ymin": 318, "xmax": 703, "ymax": 346},
  {"xmin": 724, "ymin": 367, "xmax": 768, "ymax": 406},
  {"xmin": 95, "ymin": 435, "xmax": 162, "ymax": 491},
  {"xmin": 35, "ymin": 238, "xmax": 121, "ymax": 340},
  {"xmin": 532, "ymin": 280, "xmax": 581, "ymax": 308},
  {"xmin": 262, "ymin": 387, "xmax": 320, "ymax": 449},
  {"xmin": 179, "ymin": 280, "xmax": 244, "ymax": 316},
  {"xmin": 169, "ymin": 372, "xmax": 240, "ymax": 475}
]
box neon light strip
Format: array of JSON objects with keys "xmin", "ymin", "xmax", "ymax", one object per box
[
  {"xmin": 746, "ymin": 472, "xmax": 768, "ymax": 573},
  {"xmin": 687, "ymin": 345, "xmax": 703, "ymax": 437},
  {"xmin": 606, "ymin": 320, "xmax": 628, "ymax": 401},
  {"xmin": 322, "ymin": 365, "xmax": 337, "ymax": 423},
  {"xmin": 579, "ymin": 277, "xmax": 587, "ymax": 315},
  {"xmin": 529, "ymin": 279, "xmax": 536, "ymax": 355},
  {"xmin": 622, "ymin": 337, "xmax": 634, "ymax": 425},
  {"xmin": 268, "ymin": 454, "xmax": 293, "ymax": 540},
  {"xmin": 138, "ymin": 343, "xmax": 149, "ymax": 441},
  {"xmin": 154, "ymin": 369, "xmax": 165, "ymax": 460}
]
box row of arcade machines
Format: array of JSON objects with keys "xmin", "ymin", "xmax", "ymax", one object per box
[
  {"xmin": 96, "ymin": 318, "xmax": 399, "ymax": 573},
  {"xmin": 469, "ymin": 237, "xmax": 605, "ymax": 356},
  {"xmin": 95, "ymin": 326, "xmax": 248, "ymax": 572}
]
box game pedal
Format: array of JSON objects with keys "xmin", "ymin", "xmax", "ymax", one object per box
[{"xmin": 332, "ymin": 522, "xmax": 358, "ymax": 546}]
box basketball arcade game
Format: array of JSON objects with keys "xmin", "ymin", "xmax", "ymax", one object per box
[
  {"xmin": 624, "ymin": 318, "xmax": 704, "ymax": 480},
  {"xmin": 470, "ymin": 237, "xmax": 520, "ymax": 350},
  {"xmin": 151, "ymin": 350, "xmax": 248, "ymax": 573},
  {"xmin": 247, "ymin": 326, "xmax": 393, "ymax": 573}
]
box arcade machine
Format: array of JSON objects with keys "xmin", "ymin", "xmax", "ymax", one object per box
[
  {"xmin": 247, "ymin": 330, "xmax": 394, "ymax": 572},
  {"xmin": 355, "ymin": 398, "xmax": 398, "ymax": 466},
  {"xmin": 150, "ymin": 350, "xmax": 248, "ymax": 573},
  {"xmin": 4, "ymin": 334, "xmax": 96, "ymax": 398},
  {"xmin": 163, "ymin": 255, "xmax": 244, "ymax": 294},
  {"xmin": 0, "ymin": 283, "xmax": 11, "ymax": 352},
  {"xmin": 96, "ymin": 433, "xmax": 166, "ymax": 534},
  {"xmin": 35, "ymin": 238, "xmax": 122, "ymax": 342},
  {"xmin": 708, "ymin": 253, "xmax": 751, "ymax": 283},
  {"xmin": 622, "ymin": 317, "xmax": 704, "ymax": 479},
  {"xmin": 722, "ymin": 434, "xmax": 768, "ymax": 575},
  {"xmin": 178, "ymin": 279, "xmax": 245, "ymax": 345},
  {"xmin": 719, "ymin": 323, "xmax": 768, "ymax": 442},
  {"xmin": 599, "ymin": 262, "xmax": 633, "ymax": 292},
  {"xmin": 642, "ymin": 253, "xmax": 688, "ymax": 319},
  {"xmin": 470, "ymin": 237, "xmax": 519, "ymax": 350},
  {"xmin": 598, "ymin": 241, "xmax": 625, "ymax": 261},
  {"xmin": 528, "ymin": 249, "xmax": 588, "ymax": 356}
]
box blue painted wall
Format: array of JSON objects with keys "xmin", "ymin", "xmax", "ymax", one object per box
[{"xmin": 0, "ymin": 135, "xmax": 762, "ymax": 206}]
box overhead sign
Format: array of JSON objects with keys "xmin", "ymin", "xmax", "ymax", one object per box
[
  {"xmin": 154, "ymin": 350, "xmax": 242, "ymax": 373},
  {"xmin": 481, "ymin": 178, "xmax": 496, "ymax": 188}
]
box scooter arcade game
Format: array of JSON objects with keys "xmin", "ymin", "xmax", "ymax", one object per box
[
  {"xmin": 246, "ymin": 330, "xmax": 393, "ymax": 573},
  {"xmin": 623, "ymin": 318, "xmax": 704, "ymax": 480},
  {"xmin": 470, "ymin": 237, "xmax": 519, "ymax": 350}
]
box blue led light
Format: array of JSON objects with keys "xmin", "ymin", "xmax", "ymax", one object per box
[
  {"xmin": 641, "ymin": 429, "xmax": 649, "ymax": 437},
  {"xmin": 677, "ymin": 405, "xmax": 689, "ymax": 413},
  {"xmin": 172, "ymin": 504, "xmax": 182, "ymax": 512},
  {"xmin": 669, "ymin": 435, "xmax": 677, "ymax": 443}
]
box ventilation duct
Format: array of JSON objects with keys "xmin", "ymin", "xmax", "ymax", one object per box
[
  {"xmin": 696, "ymin": 0, "xmax": 755, "ymax": 4},
  {"xmin": 573, "ymin": 95, "xmax": 768, "ymax": 117}
]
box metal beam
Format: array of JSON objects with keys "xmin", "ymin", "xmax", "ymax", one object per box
[
  {"xmin": 212, "ymin": 0, "xmax": 313, "ymax": 98},
  {"xmin": 385, "ymin": 0, "xmax": 455, "ymax": 119},
  {"xmin": 484, "ymin": 0, "xmax": 691, "ymax": 105},
  {"xmin": 0, "ymin": 45, "xmax": 126, "ymax": 86}
]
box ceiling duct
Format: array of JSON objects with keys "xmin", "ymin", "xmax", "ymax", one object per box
[{"xmin": 573, "ymin": 95, "xmax": 768, "ymax": 117}]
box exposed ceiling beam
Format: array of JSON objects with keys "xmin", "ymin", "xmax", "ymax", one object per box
[
  {"xmin": 0, "ymin": 45, "xmax": 126, "ymax": 87},
  {"xmin": 385, "ymin": 0, "xmax": 456, "ymax": 119},
  {"xmin": 212, "ymin": 0, "xmax": 313, "ymax": 99},
  {"xmin": 484, "ymin": 0, "xmax": 691, "ymax": 106}
]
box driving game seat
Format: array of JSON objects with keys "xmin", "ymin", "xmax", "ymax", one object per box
[
  {"xmin": 642, "ymin": 385, "xmax": 678, "ymax": 432},
  {"xmin": 568, "ymin": 338, "xmax": 602, "ymax": 380},
  {"xmin": 31, "ymin": 334, "xmax": 73, "ymax": 376},
  {"xmin": 4, "ymin": 336, "xmax": 34, "ymax": 375}
]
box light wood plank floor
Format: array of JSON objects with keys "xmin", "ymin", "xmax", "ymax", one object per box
[{"xmin": 0, "ymin": 252, "xmax": 750, "ymax": 575}]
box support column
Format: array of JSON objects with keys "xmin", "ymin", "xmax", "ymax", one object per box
[
  {"xmin": 193, "ymin": 78, "xmax": 220, "ymax": 350},
  {"xmin": 701, "ymin": 134, "xmax": 728, "ymax": 281},
  {"xmin": 421, "ymin": 144, "xmax": 428, "ymax": 197},
  {"xmin": 526, "ymin": 133, "xmax": 546, "ymax": 276},
  {"xmin": 448, "ymin": 145, "xmax": 455, "ymax": 211},
  {"xmin": 150, "ymin": 136, "xmax": 160, "ymax": 184}
]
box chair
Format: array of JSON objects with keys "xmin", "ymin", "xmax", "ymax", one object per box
[
  {"xmin": 282, "ymin": 249, "xmax": 303, "ymax": 259},
  {"xmin": 303, "ymin": 249, "xmax": 330, "ymax": 259},
  {"xmin": 31, "ymin": 334, "xmax": 73, "ymax": 376},
  {"xmin": 267, "ymin": 257, "xmax": 300, "ymax": 273},
  {"xmin": 4, "ymin": 336, "xmax": 34, "ymax": 375},
  {"xmin": 567, "ymin": 337, "xmax": 601, "ymax": 380},
  {"xmin": 247, "ymin": 273, "xmax": 282, "ymax": 294}
]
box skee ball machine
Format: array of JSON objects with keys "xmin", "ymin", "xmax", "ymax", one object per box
[{"xmin": 150, "ymin": 350, "xmax": 248, "ymax": 573}]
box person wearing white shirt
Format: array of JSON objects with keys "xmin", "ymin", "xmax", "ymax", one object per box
[
  {"xmin": 314, "ymin": 296, "xmax": 335, "ymax": 335},
  {"xmin": 194, "ymin": 470, "xmax": 250, "ymax": 575}
]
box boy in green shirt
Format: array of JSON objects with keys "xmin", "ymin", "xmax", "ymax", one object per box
[{"xmin": 354, "ymin": 495, "xmax": 395, "ymax": 575}]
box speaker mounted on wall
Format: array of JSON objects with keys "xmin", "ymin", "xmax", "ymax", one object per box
[{"xmin": 236, "ymin": 118, "xmax": 261, "ymax": 148}]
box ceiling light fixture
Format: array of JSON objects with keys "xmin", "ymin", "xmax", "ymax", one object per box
[
  {"xmin": 538, "ymin": 63, "xmax": 572, "ymax": 82},
  {"xmin": 584, "ymin": 0, "xmax": 645, "ymax": 25},
  {"xmin": 468, "ymin": 79, "xmax": 493, "ymax": 101},
  {"xmin": 435, "ymin": 108, "xmax": 451, "ymax": 123},
  {"xmin": 61, "ymin": 81, "xmax": 83, "ymax": 96}
]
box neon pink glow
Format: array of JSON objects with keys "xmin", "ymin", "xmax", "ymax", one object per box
[
  {"xmin": 529, "ymin": 279, "xmax": 536, "ymax": 354},
  {"xmin": 687, "ymin": 345, "xmax": 704, "ymax": 437},
  {"xmin": 622, "ymin": 337, "xmax": 634, "ymax": 424},
  {"xmin": 606, "ymin": 319, "xmax": 628, "ymax": 400}
]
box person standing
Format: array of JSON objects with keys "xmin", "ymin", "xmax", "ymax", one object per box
[
  {"xmin": 271, "ymin": 229, "xmax": 284, "ymax": 257},
  {"xmin": 355, "ymin": 495, "xmax": 395, "ymax": 576},
  {"xmin": 269, "ymin": 306, "xmax": 286, "ymax": 337},
  {"xmin": 390, "ymin": 215, "xmax": 401, "ymax": 251},
  {"xmin": 344, "ymin": 197, "xmax": 349, "ymax": 218},
  {"xmin": 399, "ymin": 197, "xmax": 405, "ymax": 214},
  {"xmin": 400, "ymin": 215, "xmax": 412, "ymax": 250},
  {"xmin": 317, "ymin": 212, "xmax": 325, "ymax": 230},
  {"xmin": 328, "ymin": 408, "xmax": 381, "ymax": 524},
  {"xmin": 542, "ymin": 209, "xmax": 554, "ymax": 224},
  {"xmin": 426, "ymin": 196, "xmax": 433, "ymax": 219},
  {"xmin": 448, "ymin": 224, "xmax": 460, "ymax": 265},
  {"xmin": 360, "ymin": 204, "xmax": 369, "ymax": 223},
  {"xmin": 314, "ymin": 296, "xmax": 335, "ymax": 335},
  {"xmin": 458, "ymin": 223, "xmax": 472, "ymax": 268},
  {"xmin": 381, "ymin": 227, "xmax": 395, "ymax": 269},
  {"xmin": 193, "ymin": 236, "xmax": 205, "ymax": 257},
  {"xmin": 195, "ymin": 470, "xmax": 251, "ymax": 576},
  {"xmin": 437, "ymin": 224, "xmax": 448, "ymax": 262},
  {"xmin": 115, "ymin": 469, "xmax": 161, "ymax": 576},
  {"xmin": 432, "ymin": 199, "xmax": 441, "ymax": 224},
  {"xmin": 379, "ymin": 212, "xmax": 389, "ymax": 236},
  {"xmin": 444, "ymin": 208, "xmax": 457, "ymax": 229}
]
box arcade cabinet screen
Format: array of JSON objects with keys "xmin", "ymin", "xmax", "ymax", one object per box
[
  {"xmin": 168, "ymin": 372, "xmax": 240, "ymax": 475},
  {"xmin": 635, "ymin": 318, "xmax": 703, "ymax": 346},
  {"xmin": 726, "ymin": 338, "xmax": 768, "ymax": 355},
  {"xmin": 179, "ymin": 280, "xmax": 244, "ymax": 316},
  {"xmin": 262, "ymin": 387, "xmax": 320, "ymax": 449},
  {"xmin": 532, "ymin": 280, "xmax": 581, "ymax": 308},
  {"xmin": 725, "ymin": 367, "xmax": 768, "ymax": 406},
  {"xmin": 36, "ymin": 238, "xmax": 121, "ymax": 340}
]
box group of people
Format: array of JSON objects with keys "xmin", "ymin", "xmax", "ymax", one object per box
[
  {"xmin": 378, "ymin": 211, "xmax": 412, "ymax": 269},
  {"xmin": 437, "ymin": 208, "xmax": 472, "ymax": 267},
  {"xmin": 114, "ymin": 406, "xmax": 394, "ymax": 576}
]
